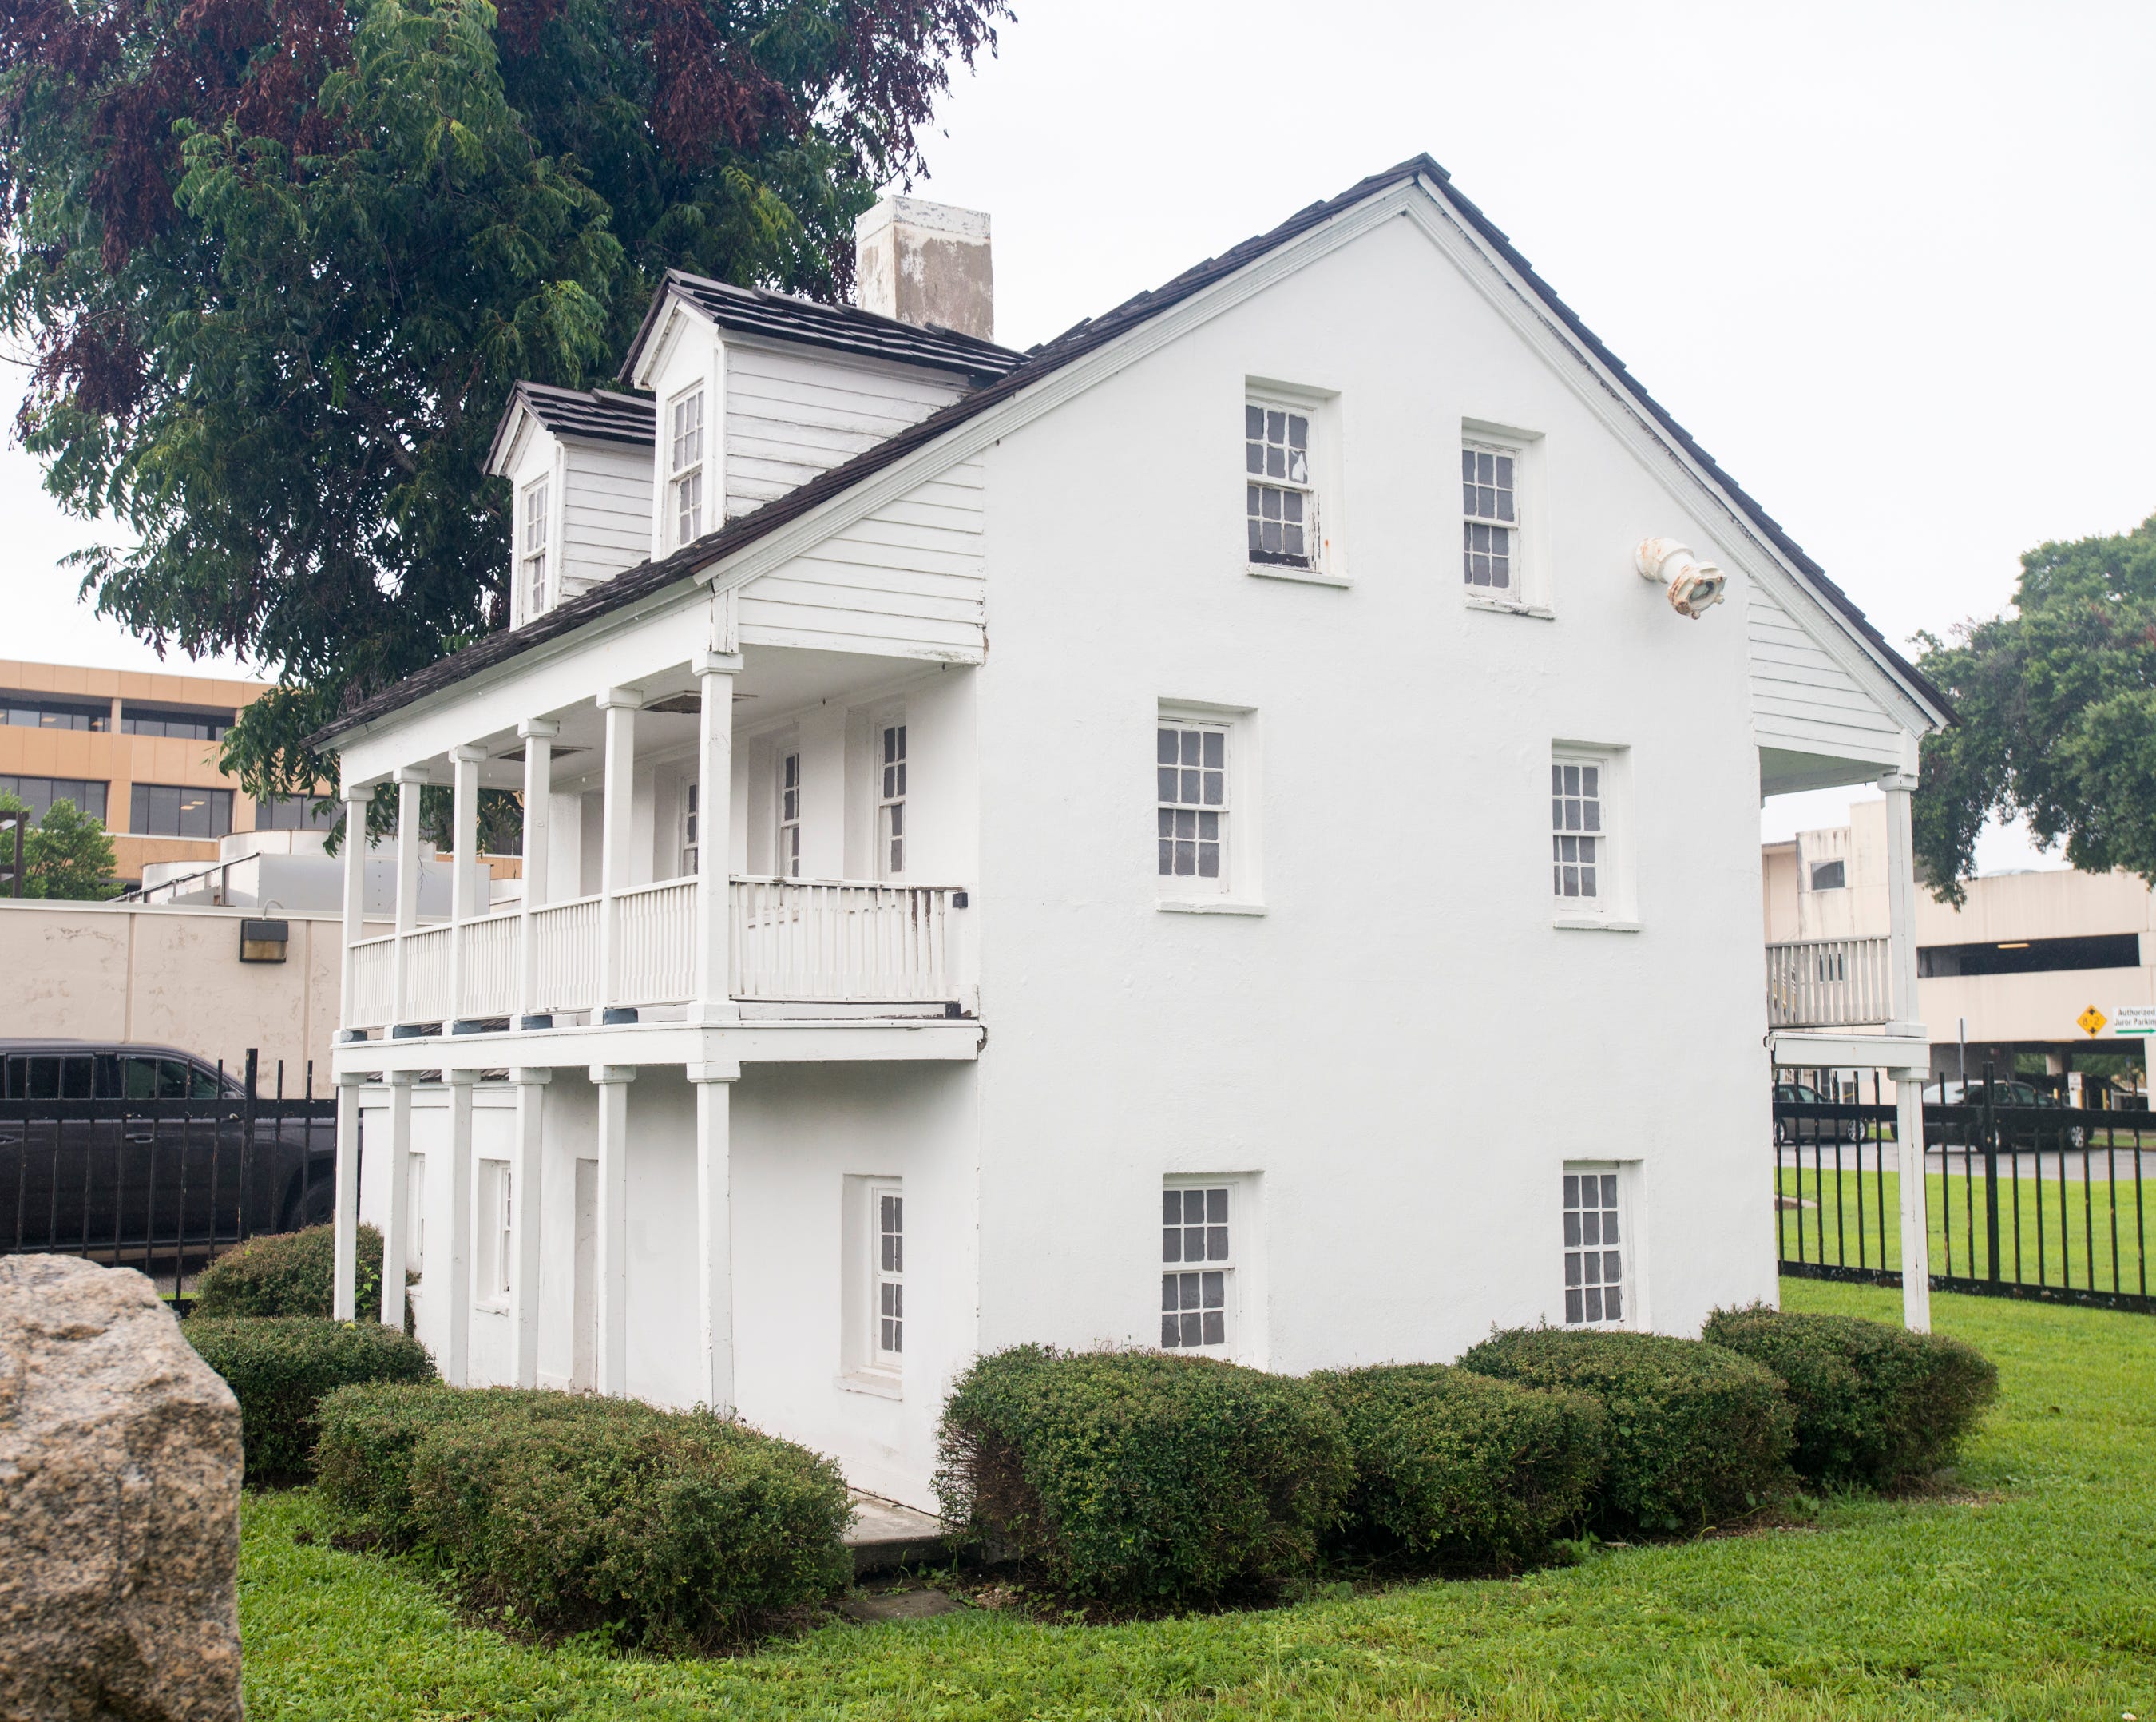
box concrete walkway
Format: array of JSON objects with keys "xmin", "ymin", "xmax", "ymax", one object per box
[{"xmin": 842, "ymin": 1490, "xmax": 949, "ymax": 1575}]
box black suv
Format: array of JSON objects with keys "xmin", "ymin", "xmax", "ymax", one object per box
[{"xmin": 0, "ymin": 1038, "xmax": 336, "ymax": 1260}]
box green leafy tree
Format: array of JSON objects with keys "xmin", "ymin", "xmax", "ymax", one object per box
[
  {"xmin": 0, "ymin": 793, "xmax": 120, "ymax": 900},
  {"xmin": 1914, "ymin": 514, "xmax": 2156, "ymax": 904},
  {"xmin": 0, "ymin": 0, "xmax": 1008, "ymax": 805}
]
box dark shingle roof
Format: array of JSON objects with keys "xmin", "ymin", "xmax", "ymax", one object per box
[
  {"xmin": 485, "ymin": 383, "xmax": 654, "ymax": 474},
  {"xmin": 316, "ymin": 155, "xmax": 1947, "ymax": 747},
  {"xmin": 621, "ymin": 271, "xmax": 1023, "ymax": 387}
]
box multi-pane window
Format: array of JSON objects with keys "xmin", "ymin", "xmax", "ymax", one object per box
[
  {"xmin": 1563, "ymin": 1170, "xmax": 1626, "ymax": 1326},
  {"xmin": 878, "ymin": 724, "xmax": 906, "ymax": 878},
  {"xmin": 2, "ymin": 694, "xmax": 108, "ymax": 732},
  {"xmin": 253, "ymin": 794, "xmax": 336, "ymax": 833},
  {"xmin": 131, "ymin": 784, "xmax": 234, "ymax": 840},
  {"xmin": 1156, "ymin": 722, "xmax": 1227, "ymax": 884},
  {"xmin": 873, "ymin": 1183, "xmax": 903, "ymax": 1363},
  {"xmin": 0, "ymin": 775, "xmax": 108, "ymax": 823},
  {"xmin": 1246, "ymin": 403, "xmax": 1314, "ymax": 568},
  {"xmin": 1551, "ymin": 760, "xmax": 1602, "ymax": 903},
  {"xmin": 778, "ymin": 752, "xmax": 802, "ymax": 878},
  {"xmin": 670, "ymin": 389, "xmax": 705, "ymax": 545},
  {"xmin": 120, "ymin": 704, "xmax": 231, "ymax": 740},
  {"xmin": 1462, "ymin": 443, "xmax": 1517, "ymax": 591},
  {"xmin": 680, "ymin": 780, "xmax": 699, "ymax": 876},
  {"xmin": 1161, "ymin": 1185, "xmax": 1231, "ymax": 1349},
  {"xmin": 478, "ymin": 1161, "xmax": 512, "ymax": 1306},
  {"xmin": 520, "ymin": 479, "xmax": 550, "ymax": 618}
]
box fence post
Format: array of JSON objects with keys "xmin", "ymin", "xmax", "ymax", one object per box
[
  {"xmin": 1981, "ymin": 1060, "xmax": 2001, "ymax": 1283},
  {"xmin": 240, "ymin": 1048, "xmax": 260, "ymax": 1243}
]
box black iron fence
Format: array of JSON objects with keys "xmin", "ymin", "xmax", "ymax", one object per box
[
  {"xmin": 0, "ymin": 1050, "xmax": 337, "ymax": 1296},
  {"xmin": 1774, "ymin": 1072, "xmax": 2153, "ymax": 1315}
]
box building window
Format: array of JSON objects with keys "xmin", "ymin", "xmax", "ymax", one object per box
[
  {"xmin": 1462, "ymin": 442, "xmax": 1517, "ymax": 591},
  {"xmin": 1161, "ymin": 1184, "xmax": 1232, "ymax": 1349},
  {"xmin": 131, "ymin": 784, "xmax": 234, "ymax": 839},
  {"xmin": 872, "ymin": 1182, "xmax": 904, "ymax": 1364},
  {"xmin": 1246, "ymin": 402, "xmax": 1314, "ymax": 569},
  {"xmin": 406, "ymin": 1153, "xmax": 426, "ymax": 1276},
  {"xmin": 519, "ymin": 478, "xmax": 551, "ymax": 619},
  {"xmin": 478, "ymin": 1160, "xmax": 512, "ymax": 1307},
  {"xmin": 778, "ymin": 751, "xmax": 802, "ymax": 878},
  {"xmin": 1563, "ymin": 1168, "xmax": 1627, "ymax": 1326},
  {"xmin": 878, "ymin": 724, "xmax": 906, "ymax": 878},
  {"xmin": 0, "ymin": 775, "xmax": 108, "ymax": 823},
  {"xmin": 1807, "ymin": 859, "xmax": 1845, "ymax": 892},
  {"xmin": 119, "ymin": 704, "xmax": 232, "ymax": 741},
  {"xmin": 1551, "ymin": 757, "xmax": 1603, "ymax": 904},
  {"xmin": 253, "ymin": 794, "xmax": 336, "ymax": 833},
  {"xmin": 1157, "ymin": 720, "xmax": 1227, "ymax": 886},
  {"xmin": 680, "ymin": 780, "xmax": 699, "ymax": 876},
  {"xmin": 2, "ymin": 693, "xmax": 108, "ymax": 732},
  {"xmin": 669, "ymin": 387, "xmax": 705, "ymax": 546}
]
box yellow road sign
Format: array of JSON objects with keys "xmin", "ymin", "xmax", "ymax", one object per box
[{"xmin": 2078, "ymin": 1005, "xmax": 2108, "ymax": 1038}]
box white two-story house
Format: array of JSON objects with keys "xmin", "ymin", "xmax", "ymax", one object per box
[{"xmin": 320, "ymin": 161, "xmax": 1952, "ymax": 1506}]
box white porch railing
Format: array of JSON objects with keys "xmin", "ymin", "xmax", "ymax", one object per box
[
  {"xmin": 1765, "ymin": 935, "xmax": 1893, "ymax": 1028},
  {"xmin": 732, "ymin": 878, "xmax": 958, "ymax": 1002},
  {"xmin": 341, "ymin": 877, "xmax": 965, "ymax": 1030}
]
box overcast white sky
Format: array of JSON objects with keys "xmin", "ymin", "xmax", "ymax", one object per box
[{"xmin": 6, "ymin": 0, "xmax": 2151, "ymax": 867}]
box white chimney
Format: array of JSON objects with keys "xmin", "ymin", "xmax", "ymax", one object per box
[{"xmin": 854, "ymin": 196, "xmax": 994, "ymax": 343}]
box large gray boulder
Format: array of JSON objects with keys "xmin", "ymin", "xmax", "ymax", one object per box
[{"xmin": 0, "ymin": 1256, "xmax": 243, "ymax": 1721}]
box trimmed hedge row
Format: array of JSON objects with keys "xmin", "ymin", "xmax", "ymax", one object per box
[
  {"xmin": 192, "ymin": 1222, "xmax": 384, "ymax": 1319},
  {"xmin": 1701, "ymin": 1305, "xmax": 1999, "ymax": 1486},
  {"xmin": 934, "ymin": 1346, "xmax": 1353, "ymax": 1605},
  {"xmin": 1458, "ymin": 1328, "xmax": 1796, "ymax": 1532},
  {"xmin": 1313, "ymin": 1364, "xmax": 1605, "ymax": 1569},
  {"xmin": 318, "ymin": 1383, "xmax": 854, "ymax": 1649},
  {"xmin": 184, "ymin": 1315, "xmax": 436, "ymax": 1483}
]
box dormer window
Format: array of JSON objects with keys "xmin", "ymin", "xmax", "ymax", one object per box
[
  {"xmin": 518, "ymin": 478, "xmax": 550, "ymax": 619},
  {"xmin": 669, "ymin": 387, "xmax": 706, "ymax": 546}
]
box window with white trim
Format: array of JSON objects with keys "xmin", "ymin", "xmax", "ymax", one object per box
[
  {"xmin": 777, "ymin": 751, "xmax": 802, "ymax": 879},
  {"xmin": 1461, "ymin": 442, "xmax": 1517, "ymax": 593},
  {"xmin": 477, "ymin": 1159, "xmax": 512, "ymax": 1307},
  {"xmin": 1563, "ymin": 1168, "xmax": 1627, "ymax": 1326},
  {"xmin": 680, "ymin": 780, "xmax": 699, "ymax": 877},
  {"xmin": 1246, "ymin": 401, "xmax": 1314, "ymax": 569},
  {"xmin": 405, "ymin": 1153, "xmax": 426, "ymax": 1276},
  {"xmin": 519, "ymin": 478, "xmax": 551, "ymax": 619},
  {"xmin": 871, "ymin": 1181, "xmax": 903, "ymax": 1365},
  {"xmin": 877, "ymin": 724, "xmax": 906, "ymax": 878},
  {"xmin": 668, "ymin": 387, "xmax": 706, "ymax": 546},
  {"xmin": 1161, "ymin": 1184, "xmax": 1233, "ymax": 1349},
  {"xmin": 1551, "ymin": 755, "xmax": 1606, "ymax": 906},
  {"xmin": 1156, "ymin": 720, "xmax": 1227, "ymax": 888}
]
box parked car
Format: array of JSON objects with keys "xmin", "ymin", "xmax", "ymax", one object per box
[
  {"xmin": 1926, "ymin": 1077, "xmax": 2087, "ymax": 1151},
  {"xmin": 0, "ymin": 1038, "xmax": 335, "ymax": 1260},
  {"xmin": 1771, "ymin": 1081, "xmax": 1865, "ymax": 1146}
]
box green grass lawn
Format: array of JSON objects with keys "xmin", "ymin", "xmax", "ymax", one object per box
[
  {"xmin": 238, "ymin": 1280, "xmax": 2156, "ymax": 1720},
  {"xmin": 1776, "ymin": 1160, "xmax": 2151, "ymax": 1299}
]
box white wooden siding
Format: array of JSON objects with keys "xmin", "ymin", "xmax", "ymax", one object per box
[
  {"xmin": 1748, "ymin": 579, "xmax": 1904, "ymax": 765},
  {"xmin": 723, "ymin": 343, "xmax": 968, "ymax": 521},
  {"xmin": 735, "ymin": 456, "xmax": 985, "ymax": 659},
  {"xmin": 557, "ymin": 441, "xmax": 655, "ymax": 602}
]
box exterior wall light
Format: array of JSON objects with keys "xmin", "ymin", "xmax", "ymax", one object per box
[
  {"xmin": 239, "ymin": 917, "xmax": 290, "ymax": 963},
  {"xmin": 1635, "ymin": 536, "xmax": 1727, "ymax": 620}
]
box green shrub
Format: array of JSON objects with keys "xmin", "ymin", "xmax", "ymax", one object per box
[
  {"xmin": 183, "ymin": 1316, "xmax": 434, "ymax": 1483},
  {"xmin": 191, "ymin": 1223, "xmax": 383, "ymax": 1319},
  {"xmin": 1701, "ymin": 1305, "xmax": 1999, "ymax": 1487},
  {"xmin": 934, "ymin": 1345, "xmax": 1353, "ymax": 1607},
  {"xmin": 1459, "ymin": 1329, "xmax": 1794, "ymax": 1533},
  {"xmin": 1312, "ymin": 1363, "xmax": 1606, "ymax": 1569},
  {"xmin": 317, "ymin": 1383, "xmax": 853, "ymax": 1649}
]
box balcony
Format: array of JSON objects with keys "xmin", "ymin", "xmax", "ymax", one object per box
[
  {"xmin": 1765, "ymin": 935, "xmax": 1893, "ymax": 1029},
  {"xmin": 345, "ymin": 877, "xmax": 966, "ymax": 1031}
]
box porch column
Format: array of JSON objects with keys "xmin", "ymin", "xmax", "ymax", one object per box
[
  {"xmin": 443, "ymin": 1069, "xmax": 478, "ymax": 1382},
  {"xmin": 331, "ymin": 1069, "xmax": 367, "ymax": 1321},
  {"xmin": 508, "ymin": 1066, "xmax": 549, "ymax": 1387},
  {"xmin": 1881, "ymin": 767, "xmax": 1932, "ymax": 1334},
  {"xmin": 448, "ymin": 744, "xmax": 484, "ymax": 1026},
  {"xmin": 692, "ymin": 653, "xmax": 742, "ymax": 1023},
  {"xmin": 379, "ymin": 1071, "xmax": 418, "ymax": 1329},
  {"xmin": 596, "ymin": 688, "xmax": 643, "ymax": 1021},
  {"xmin": 689, "ymin": 1061, "xmax": 739, "ymax": 1411},
  {"xmin": 390, "ymin": 769, "xmax": 426, "ymax": 1024},
  {"xmin": 517, "ymin": 720, "xmax": 557, "ymax": 1026},
  {"xmin": 590, "ymin": 1064, "xmax": 635, "ymax": 1394},
  {"xmin": 338, "ymin": 784, "xmax": 371, "ymax": 1029}
]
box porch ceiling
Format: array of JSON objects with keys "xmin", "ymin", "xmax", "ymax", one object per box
[{"xmin": 1759, "ymin": 746, "xmax": 1904, "ymax": 799}]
